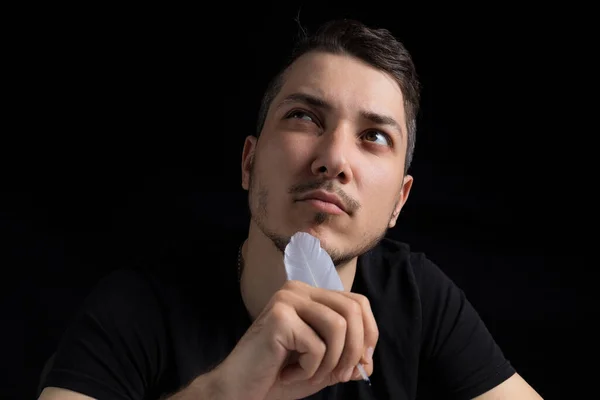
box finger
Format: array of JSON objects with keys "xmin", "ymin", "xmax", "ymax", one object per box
[
  {"xmin": 270, "ymin": 300, "xmax": 326, "ymax": 384},
  {"xmin": 290, "ymin": 297, "xmax": 347, "ymax": 383},
  {"xmin": 338, "ymin": 292, "xmax": 379, "ymax": 364},
  {"xmin": 307, "ymin": 289, "xmax": 365, "ymax": 382},
  {"xmin": 285, "ymin": 281, "xmax": 379, "ymax": 365}
]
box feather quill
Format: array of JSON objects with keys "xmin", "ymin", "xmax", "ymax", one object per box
[{"xmin": 284, "ymin": 231, "xmax": 371, "ymax": 384}]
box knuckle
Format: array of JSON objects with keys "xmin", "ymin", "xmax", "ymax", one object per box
[
  {"xmin": 284, "ymin": 279, "xmax": 306, "ymax": 291},
  {"xmin": 282, "ymin": 280, "xmax": 297, "ymax": 289},
  {"xmin": 346, "ymin": 299, "xmax": 362, "ymax": 317},
  {"xmin": 356, "ymin": 294, "xmax": 371, "ymax": 309},
  {"xmin": 269, "ymin": 302, "xmax": 291, "ymax": 324},
  {"xmin": 331, "ymin": 314, "xmax": 347, "ymax": 331},
  {"xmin": 272, "ymin": 289, "xmax": 291, "ymax": 304}
]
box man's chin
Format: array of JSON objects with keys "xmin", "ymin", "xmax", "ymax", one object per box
[
  {"xmin": 296, "ymin": 227, "xmax": 343, "ymax": 254},
  {"xmin": 265, "ymin": 225, "xmax": 340, "ymax": 255},
  {"xmin": 252, "ymin": 212, "xmax": 346, "ymax": 254}
]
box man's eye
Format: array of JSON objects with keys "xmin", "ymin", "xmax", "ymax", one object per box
[
  {"xmin": 287, "ymin": 110, "xmax": 314, "ymax": 122},
  {"xmin": 363, "ymin": 130, "xmax": 391, "ymax": 146}
]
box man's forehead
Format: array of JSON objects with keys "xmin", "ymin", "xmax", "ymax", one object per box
[
  {"xmin": 283, "ymin": 52, "xmax": 402, "ymax": 98},
  {"xmin": 274, "ymin": 52, "xmax": 407, "ymax": 130}
]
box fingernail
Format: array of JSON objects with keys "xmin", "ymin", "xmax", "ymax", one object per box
[{"xmin": 366, "ymin": 347, "xmax": 374, "ymax": 364}]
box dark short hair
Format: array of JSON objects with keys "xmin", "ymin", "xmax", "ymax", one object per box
[{"xmin": 255, "ymin": 19, "xmax": 421, "ymax": 173}]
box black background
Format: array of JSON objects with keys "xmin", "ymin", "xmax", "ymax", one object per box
[{"xmin": 1, "ymin": 2, "xmax": 583, "ymax": 399}]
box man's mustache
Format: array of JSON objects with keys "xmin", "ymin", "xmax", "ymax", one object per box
[{"xmin": 288, "ymin": 180, "xmax": 360, "ymax": 214}]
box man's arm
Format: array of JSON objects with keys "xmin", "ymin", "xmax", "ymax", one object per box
[
  {"xmin": 39, "ymin": 371, "xmax": 225, "ymax": 400},
  {"xmin": 473, "ymin": 373, "xmax": 543, "ymax": 399},
  {"xmin": 160, "ymin": 370, "xmax": 227, "ymax": 400},
  {"xmin": 39, "ymin": 387, "xmax": 95, "ymax": 400}
]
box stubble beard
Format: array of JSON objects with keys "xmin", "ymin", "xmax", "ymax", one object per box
[{"xmin": 247, "ymin": 159, "xmax": 389, "ymax": 267}]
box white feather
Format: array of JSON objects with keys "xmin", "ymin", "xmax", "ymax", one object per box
[{"xmin": 284, "ymin": 232, "xmax": 344, "ymax": 291}]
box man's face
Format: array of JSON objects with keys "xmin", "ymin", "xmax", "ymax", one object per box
[{"xmin": 242, "ymin": 51, "xmax": 413, "ymax": 265}]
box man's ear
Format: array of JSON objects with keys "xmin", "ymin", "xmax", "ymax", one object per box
[
  {"xmin": 241, "ymin": 135, "xmax": 257, "ymax": 190},
  {"xmin": 388, "ymin": 174, "xmax": 414, "ymax": 228}
]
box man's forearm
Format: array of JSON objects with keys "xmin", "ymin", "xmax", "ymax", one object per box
[{"xmin": 163, "ymin": 369, "xmax": 230, "ymax": 400}]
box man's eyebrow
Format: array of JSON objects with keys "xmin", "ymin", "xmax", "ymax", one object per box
[
  {"xmin": 276, "ymin": 92, "xmax": 333, "ymax": 112},
  {"xmin": 360, "ymin": 110, "xmax": 404, "ymax": 138},
  {"xmin": 276, "ymin": 91, "xmax": 404, "ymax": 138}
]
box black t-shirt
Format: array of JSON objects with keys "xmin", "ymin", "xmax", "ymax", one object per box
[{"xmin": 41, "ymin": 236, "xmax": 515, "ymax": 399}]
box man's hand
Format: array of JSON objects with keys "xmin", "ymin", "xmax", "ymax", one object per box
[{"xmin": 209, "ymin": 280, "xmax": 379, "ymax": 400}]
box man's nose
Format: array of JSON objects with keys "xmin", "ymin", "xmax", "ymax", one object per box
[{"xmin": 310, "ymin": 127, "xmax": 354, "ymax": 184}]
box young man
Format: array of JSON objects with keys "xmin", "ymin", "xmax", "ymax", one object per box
[{"xmin": 39, "ymin": 20, "xmax": 543, "ymax": 399}]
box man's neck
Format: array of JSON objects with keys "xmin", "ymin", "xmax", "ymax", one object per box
[{"xmin": 240, "ymin": 221, "xmax": 358, "ymax": 321}]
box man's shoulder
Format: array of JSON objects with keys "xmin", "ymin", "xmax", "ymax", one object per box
[
  {"xmin": 75, "ymin": 268, "xmax": 167, "ymax": 320},
  {"xmin": 358, "ymin": 236, "xmax": 453, "ymax": 296},
  {"xmin": 360, "ymin": 236, "xmax": 430, "ymax": 274}
]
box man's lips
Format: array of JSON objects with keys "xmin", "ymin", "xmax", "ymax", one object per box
[{"xmin": 297, "ymin": 190, "xmax": 346, "ymax": 215}]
